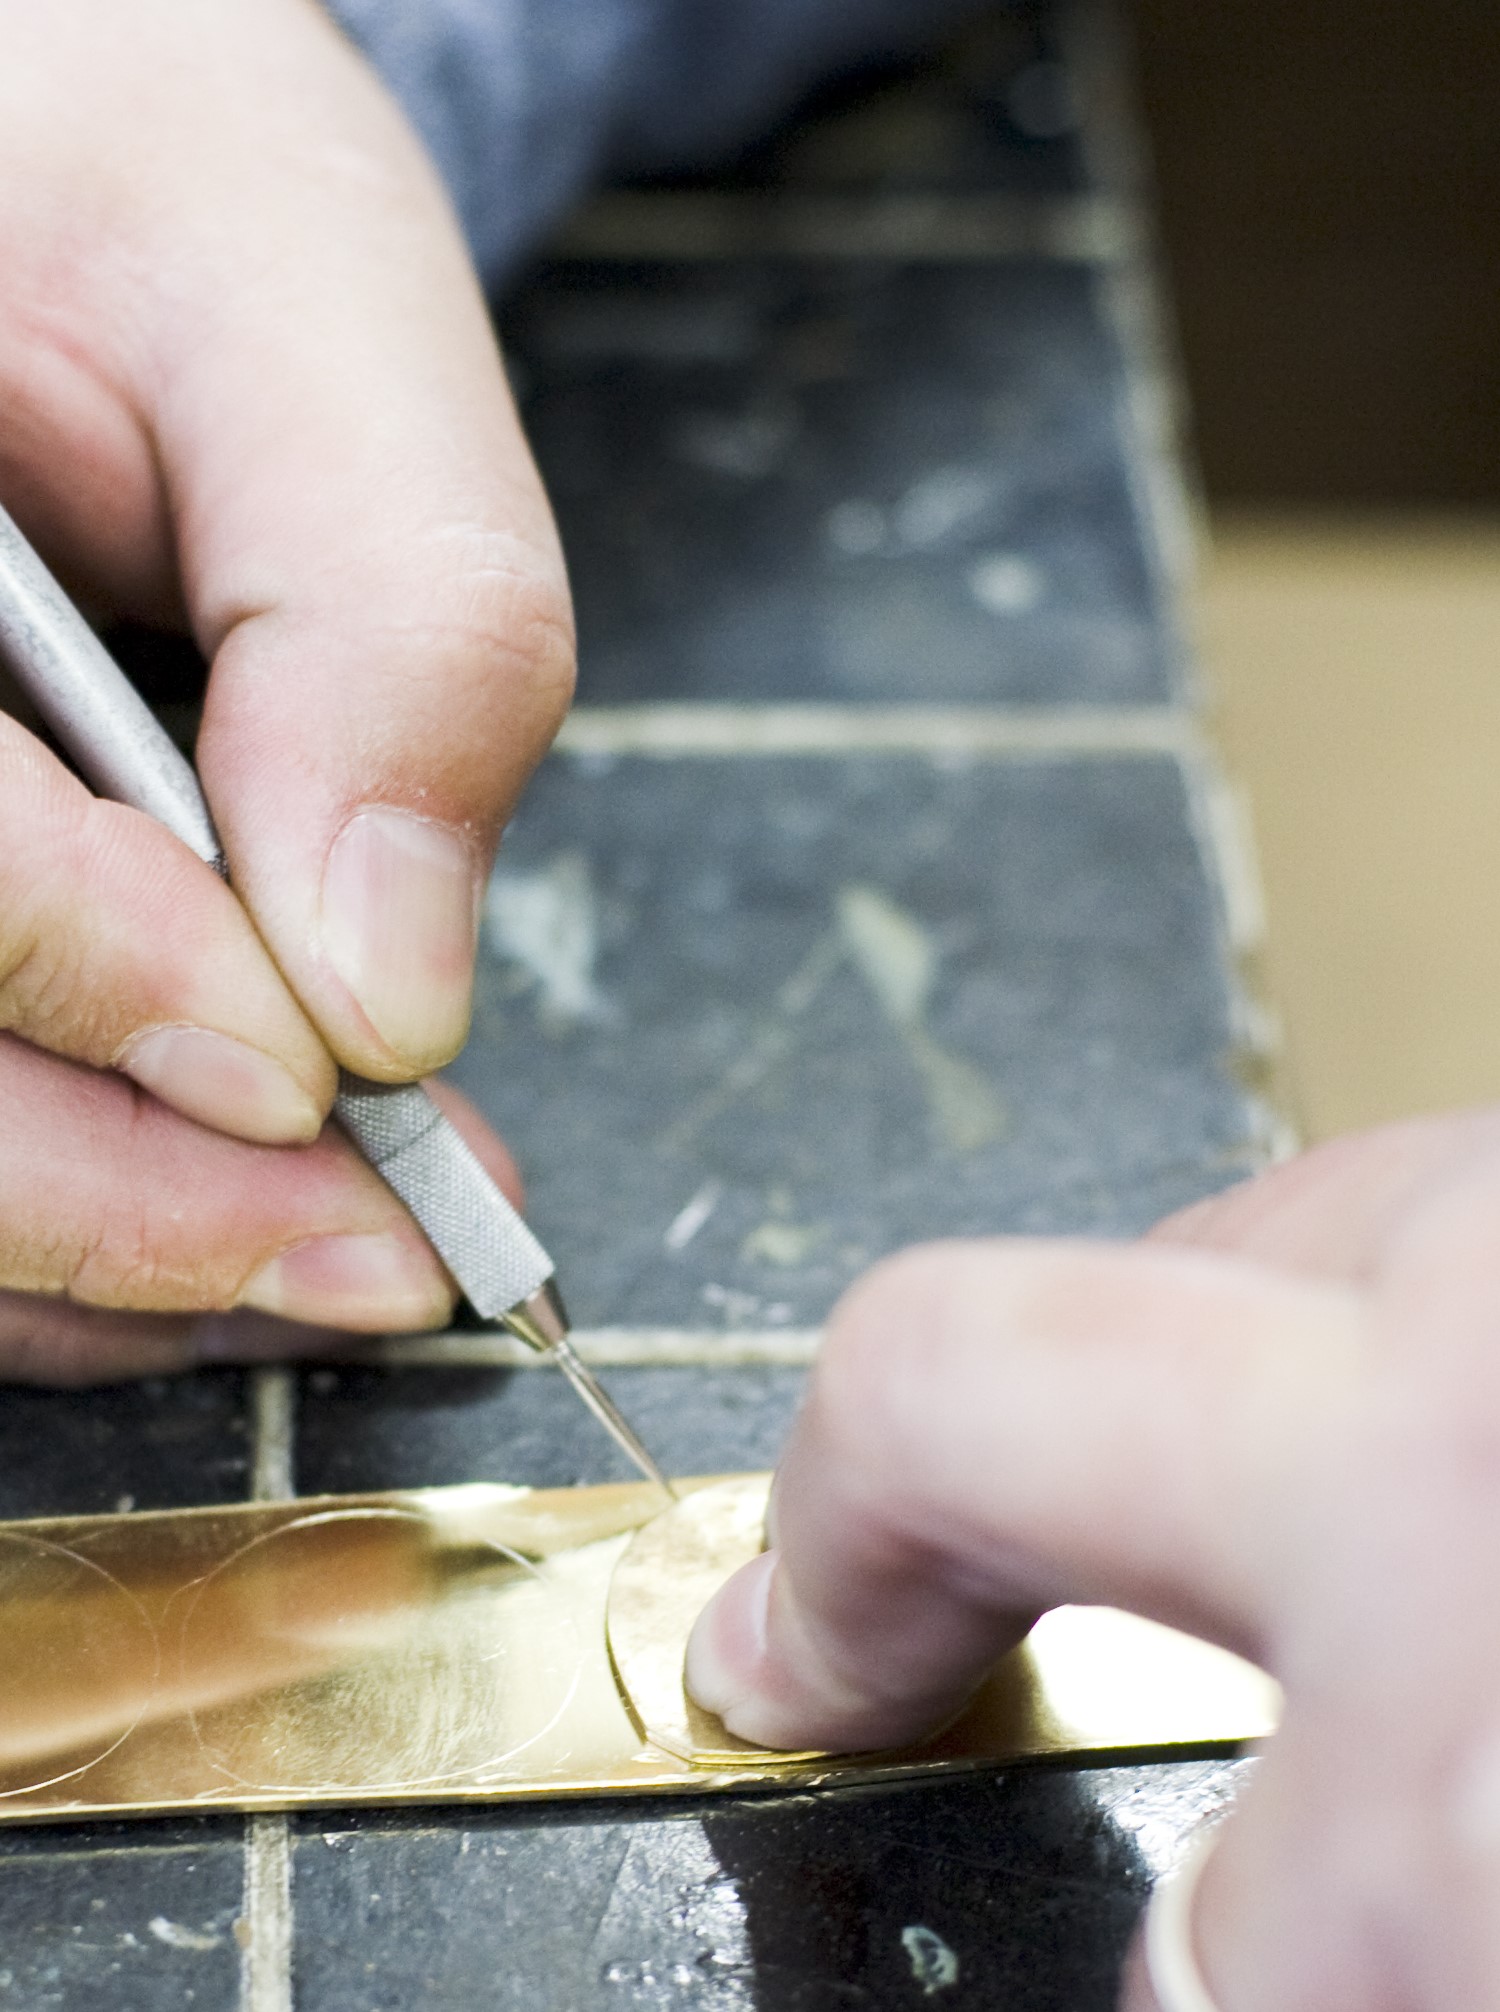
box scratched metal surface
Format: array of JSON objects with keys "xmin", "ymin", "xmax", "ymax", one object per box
[{"xmin": 0, "ymin": 11, "xmax": 1267, "ymax": 2009}]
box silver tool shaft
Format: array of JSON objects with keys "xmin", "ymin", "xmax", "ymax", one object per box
[{"xmin": 0, "ymin": 502, "xmax": 669, "ymax": 1496}]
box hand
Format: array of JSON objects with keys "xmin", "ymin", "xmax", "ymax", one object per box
[
  {"xmin": 688, "ymin": 1106, "xmax": 1500, "ymax": 2009},
  {"xmin": 0, "ymin": 0, "xmax": 571, "ymax": 1378}
]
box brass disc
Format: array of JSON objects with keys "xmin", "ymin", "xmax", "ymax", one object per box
[{"xmin": 606, "ymin": 1474, "xmax": 827, "ymax": 1768}]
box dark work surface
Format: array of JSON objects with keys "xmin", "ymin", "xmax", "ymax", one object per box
[
  {"xmin": 632, "ymin": 10, "xmax": 1085, "ymax": 199},
  {"xmin": 442, "ymin": 753, "xmax": 1250, "ymax": 1332},
  {"xmin": 291, "ymin": 1761, "xmax": 1250, "ymax": 2012},
  {"xmin": 297, "ymin": 1363, "xmax": 806, "ymax": 1497},
  {"xmin": 0, "ymin": 1374, "xmax": 248, "ymax": 1520},
  {"xmin": 505, "ymin": 261, "xmax": 1170, "ymax": 706},
  {"xmin": 0, "ymin": 1384, "xmax": 250, "ymax": 2012},
  {"xmin": 0, "ymin": 1820, "xmax": 244, "ymax": 2012}
]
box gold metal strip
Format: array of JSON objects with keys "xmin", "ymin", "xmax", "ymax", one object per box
[{"xmin": 0, "ymin": 1476, "xmax": 1277, "ymax": 1824}]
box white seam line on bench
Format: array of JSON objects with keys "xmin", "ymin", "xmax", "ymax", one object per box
[
  {"xmin": 367, "ymin": 1327, "xmax": 824, "ymax": 1370},
  {"xmin": 249, "ymin": 1368, "xmax": 296, "ymax": 1503},
  {"xmin": 554, "ymin": 190, "xmax": 1141, "ymax": 264},
  {"xmin": 555, "ymin": 704, "xmax": 1201, "ymax": 760},
  {"xmin": 240, "ymin": 1820, "xmax": 292, "ymax": 2012},
  {"xmin": 239, "ymin": 1368, "xmax": 295, "ymax": 2012}
]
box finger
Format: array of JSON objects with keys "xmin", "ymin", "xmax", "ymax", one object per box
[
  {"xmin": 1123, "ymin": 1165, "xmax": 1500, "ymax": 2012},
  {"xmin": 0, "ymin": 1076, "xmax": 516, "ymax": 1382},
  {"xmin": 0, "ymin": 1035, "xmax": 529, "ymax": 1336},
  {"xmin": 1114, "ymin": 1731, "xmax": 1414, "ymax": 2012},
  {"xmin": 0, "ymin": 1293, "xmax": 348, "ymax": 1385},
  {"xmin": 1150, "ymin": 1106, "xmax": 1500, "ymax": 1285},
  {"xmin": 1117, "ymin": 1636, "xmax": 1500, "ymax": 2012},
  {"xmin": 0, "ymin": 714, "xmax": 334, "ymax": 1143},
  {"xmin": 145, "ymin": 0, "xmax": 572, "ymax": 1079},
  {"xmin": 687, "ymin": 1238, "xmax": 1360, "ymax": 1752}
]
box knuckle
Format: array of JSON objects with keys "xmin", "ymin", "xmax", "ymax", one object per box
[
  {"xmin": 399, "ymin": 531, "xmax": 577, "ymax": 719},
  {"xmin": 824, "ymin": 1243, "xmax": 961, "ymax": 1364},
  {"xmin": 815, "ymin": 1241, "xmax": 1043, "ymax": 1473},
  {"xmin": 0, "ymin": 1045, "xmax": 223, "ymax": 1317},
  {"xmin": 0, "ymin": 929, "xmax": 103, "ymax": 1055},
  {"xmin": 490, "ymin": 559, "xmax": 576, "ymax": 691},
  {"xmin": 816, "ymin": 1244, "xmax": 960, "ymax": 1453},
  {"xmin": 69, "ymin": 1206, "xmax": 204, "ymax": 1313},
  {"xmin": 63, "ymin": 1096, "xmax": 224, "ymax": 1314},
  {"xmin": 461, "ymin": 563, "xmax": 577, "ymax": 729},
  {"xmin": 0, "ymin": 750, "xmax": 176, "ymax": 1062}
]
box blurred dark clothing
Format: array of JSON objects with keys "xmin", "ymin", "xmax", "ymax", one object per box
[{"xmin": 328, "ymin": 0, "xmax": 990, "ymax": 285}]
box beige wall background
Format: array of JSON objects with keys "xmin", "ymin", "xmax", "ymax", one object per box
[
  {"xmin": 1201, "ymin": 518, "xmax": 1500, "ymax": 1141},
  {"xmin": 1131, "ymin": 1, "xmax": 1500, "ymax": 1143}
]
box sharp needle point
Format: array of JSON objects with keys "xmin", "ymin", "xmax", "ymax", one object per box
[{"xmin": 549, "ymin": 1338, "xmax": 676, "ymax": 1500}]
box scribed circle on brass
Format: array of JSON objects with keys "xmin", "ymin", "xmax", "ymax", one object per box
[
  {"xmin": 0, "ymin": 1530, "xmax": 159, "ymax": 1796},
  {"xmin": 606, "ymin": 1473, "xmax": 827, "ymax": 1768},
  {"xmin": 177, "ymin": 1508, "xmax": 583, "ymax": 1793}
]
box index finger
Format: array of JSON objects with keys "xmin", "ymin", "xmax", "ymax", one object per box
[
  {"xmin": 1150, "ymin": 1108, "xmax": 1500, "ymax": 1285},
  {"xmin": 686, "ymin": 1238, "xmax": 1361, "ymax": 1753}
]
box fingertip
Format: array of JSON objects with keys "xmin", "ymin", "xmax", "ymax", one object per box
[
  {"xmin": 117, "ymin": 1025, "xmax": 330, "ymax": 1145},
  {"xmin": 688, "ymin": 1550, "xmax": 961, "ymax": 1754},
  {"xmin": 685, "ymin": 1549, "xmax": 777, "ymax": 1729}
]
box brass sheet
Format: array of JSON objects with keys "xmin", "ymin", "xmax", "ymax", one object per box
[
  {"xmin": 0, "ymin": 1477, "xmax": 1279, "ymax": 1824},
  {"xmin": 608, "ymin": 1475, "xmax": 1279, "ymax": 1768}
]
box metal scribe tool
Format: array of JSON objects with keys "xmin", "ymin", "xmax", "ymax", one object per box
[{"xmin": 0, "ymin": 502, "xmax": 669, "ymax": 1496}]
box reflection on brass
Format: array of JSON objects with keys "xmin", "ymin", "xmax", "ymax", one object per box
[
  {"xmin": 608, "ymin": 1475, "xmax": 1281, "ymax": 1771},
  {"xmin": 0, "ymin": 1477, "xmax": 1279, "ymax": 1824},
  {"xmin": 608, "ymin": 1475, "xmax": 827, "ymax": 1765}
]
